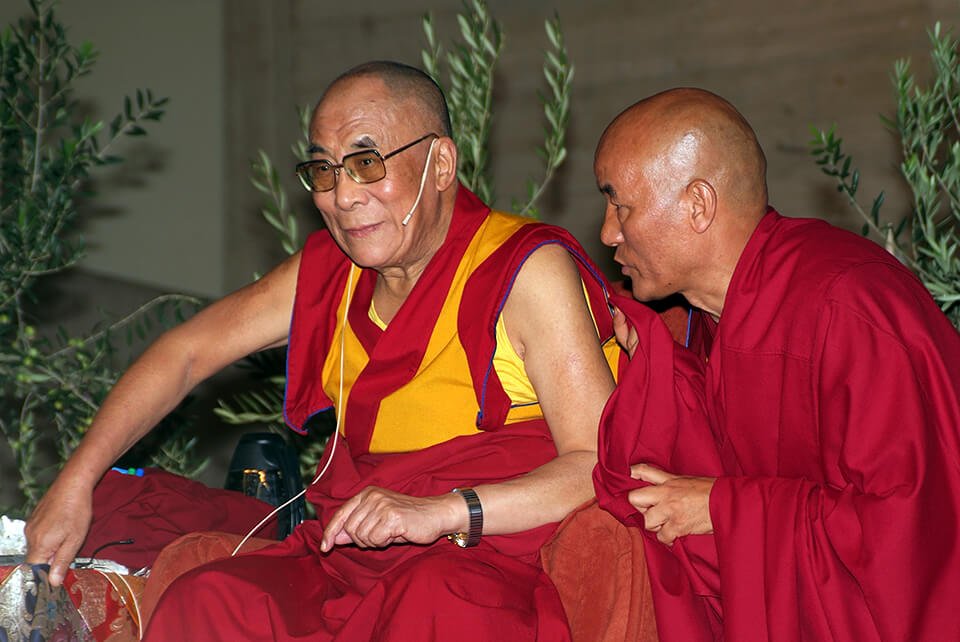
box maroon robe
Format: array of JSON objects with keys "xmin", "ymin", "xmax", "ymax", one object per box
[
  {"xmin": 596, "ymin": 210, "xmax": 960, "ymax": 641},
  {"xmin": 144, "ymin": 187, "xmax": 617, "ymax": 641}
]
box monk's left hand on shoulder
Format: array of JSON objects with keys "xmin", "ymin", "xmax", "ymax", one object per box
[
  {"xmin": 320, "ymin": 486, "xmax": 461, "ymax": 552},
  {"xmin": 627, "ymin": 463, "xmax": 715, "ymax": 545}
]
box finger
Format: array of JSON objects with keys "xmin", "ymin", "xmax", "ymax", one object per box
[
  {"xmin": 363, "ymin": 516, "xmax": 394, "ymax": 549},
  {"xmin": 342, "ymin": 496, "xmax": 381, "ymax": 548},
  {"xmin": 641, "ymin": 505, "xmax": 668, "ymax": 534},
  {"xmin": 627, "ymin": 486, "xmax": 658, "ymax": 512},
  {"xmin": 49, "ymin": 544, "xmax": 75, "ymax": 587},
  {"xmin": 322, "ymin": 497, "xmax": 360, "ymax": 552},
  {"xmin": 632, "ymin": 463, "xmax": 675, "ymax": 485},
  {"xmin": 657, "ymin": 525, "xmax": 677, "ymax": 546},
  {"xmin": 24, "ymin": 535, "xmax": 58, "ymax": 566},
  {"xmin": 612, "ymin": 308, "xmax": 639, "ymax": 358}
]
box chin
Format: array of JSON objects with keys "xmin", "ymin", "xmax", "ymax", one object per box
[
  {"xmin": 343, "ymin": 248, "xmax": 391, "ymax": 270},
  {"xmin": 632, "ymin": 285, "xmax": 677, "ymax": 305},
  {"xmin": 629, "ymin": 281, "xmax": 657, "ymax": 303},
  {"xmin": 332, "ymin": 233, "xmax": 396, "ymax": 268}
]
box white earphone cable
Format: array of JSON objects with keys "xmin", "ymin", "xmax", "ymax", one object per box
[{"xmin": 231, "ymin": 264, "xmax": 356, "ymax": 556}]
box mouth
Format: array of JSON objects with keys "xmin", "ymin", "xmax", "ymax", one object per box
[
  {"xmin": 342, "ymin": 222, "xmax": 383, "ymax": 238},
  {"xmin": 613, "ymin": 256, "xmax": 631, "ymax": 275}
]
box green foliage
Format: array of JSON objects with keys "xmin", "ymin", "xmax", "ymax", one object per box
[
  {"xmin": 248, "ymin": 105, "xmax": 311, "ymax": 262},
  {"xmin": 422, "ymin": 0, "xmax": 501, "ymax": 205},
  {"xmin": 422, "ymin": 1, "xmax": 574, "ymax": 217},
  {"xmin": 810, "ymin": 21, "xmax": 960, "ymax": 329},
  {"xmin": 216, "ymin": 0, "xmax": 576, "ymax": 482},
  {"xmin": 0, "ymin": 0, "xmax": 205, "ymax": 515},
  {"xmin": 214, "ymin": 105, "xmax": 329, "ymax": 485}
]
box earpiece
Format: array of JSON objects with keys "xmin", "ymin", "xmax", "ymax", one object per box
[{"xmin": 401, "ymin": 139, "xmax": 437, "ymax": 227}]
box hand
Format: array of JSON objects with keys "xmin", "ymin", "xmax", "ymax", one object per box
[
  {"xmin": 613, "ymin": 306, "xmax": 639, "ymax": 359},
  {"xmin": 25, "ymin": 481, "xmax": 94, "ymax": 587},
  {"xmin": 320, "ymin": 486, "xmax": 462, "ymax": 552},
  {"xmin": 627, "ymin": 463, "xmax": 714, "ymax": 545}
]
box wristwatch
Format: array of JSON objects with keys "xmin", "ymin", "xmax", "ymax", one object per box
[{"xmin": 448, "ymin": 487, "xmax": 483, "ymax": 547}]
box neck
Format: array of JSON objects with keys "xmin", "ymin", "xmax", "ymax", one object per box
[
  {"xmin": 686, "ymin": 205, "xmax": 765, "ymax": 320},
  {"xmin": 683, "ymin": 285, "xmax": 726, "ymax": 321},
  {"xmin": 373, "ymin": 191, "xmax": 456, "ymax": 318}
]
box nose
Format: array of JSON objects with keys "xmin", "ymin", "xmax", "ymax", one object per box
[
  {"xmin": 599, "ymin": 207, "xmax": 624, "ymax": 247},
  {"xmin": 331, "ymin": 167, "xmax": 367, "ymax": 211}
]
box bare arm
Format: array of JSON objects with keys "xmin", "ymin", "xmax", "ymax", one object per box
[
  {"xmin": 26, "ymin": 251, "xmax": 302, "ymax": 584},
  {"xmin": 321, "ymin": 244, "xmax": 616, "ymax": 549},
  {"xmin": 470, "ymin": 243, "xmax": 615, "ymax": 531}
]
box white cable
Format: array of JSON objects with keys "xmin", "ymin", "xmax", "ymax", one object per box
[
  {"xmin": 231, "ymin": 264, "xmax": 356, "ymax": 557},
  {"xmin": 401, "ymin": 139, "xmax": 436, "ymax": 226}
]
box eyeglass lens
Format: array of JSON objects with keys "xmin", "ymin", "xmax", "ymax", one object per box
[{"xmin": 298, "ymin": 150, "xmax": 386, "ymax": 192}]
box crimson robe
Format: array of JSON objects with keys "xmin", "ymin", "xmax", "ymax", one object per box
[
  {"xmin": 596, "ymin": 210, "xmax": 960, "ymax": 641},
  {"xmin": 144, "ymin": 187, "xmax": 617, "ymax": 641}
]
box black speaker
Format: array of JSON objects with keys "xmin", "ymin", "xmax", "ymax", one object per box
[{"xmin": 225, "ymin": 432, "xmax": 305, "ymax": 539}]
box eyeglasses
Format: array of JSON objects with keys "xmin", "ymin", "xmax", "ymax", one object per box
[{"xmin": 295, "ymin": 133, "xmax": 438, "ymax": 193}]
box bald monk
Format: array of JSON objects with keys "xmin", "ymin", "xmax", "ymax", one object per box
[{"xmin": 592, "ymin": 88, "xmax": 960, "ymax": 641}]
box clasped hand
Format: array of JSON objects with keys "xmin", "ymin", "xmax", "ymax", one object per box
[
  {"xmin": 320, "ymin": 486, "xmax": 460, "ymax": 552},
  {"xmin": 628, "ymin": 463, "xmax": 715, "ymax": 545}
]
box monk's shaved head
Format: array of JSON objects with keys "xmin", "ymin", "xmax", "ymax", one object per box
[
  {"xmin": 320, "ymin": 60, "xmax": 452, "ymax": 139},
  {"xmin": 594, "ymin": 88, "xmax": 770, "ymax": 313},
  {"xmin": 597, "ymin": 87, "xmax": 768, "ymax": 217}
]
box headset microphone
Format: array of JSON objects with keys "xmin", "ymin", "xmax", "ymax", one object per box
[{"xmin": 401, "ymin": 138, "xmax": 437, "ymax": 227}]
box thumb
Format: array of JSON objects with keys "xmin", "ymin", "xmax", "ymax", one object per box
[
  {"xmin": 632, "ymin": 463, "xmax": 675, "ymax": 485},
  {"xmin": 613, "ymin": 307, "xmax": 639, "ymax": 358}
]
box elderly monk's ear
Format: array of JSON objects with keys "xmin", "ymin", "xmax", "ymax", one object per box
[
  {"xmin": 686, "ymin": 179, "xmax": 717, "ymax": 235},
  {"xmin": 434, "ymin": 136, "xmax": 458, "ymax": 191}
]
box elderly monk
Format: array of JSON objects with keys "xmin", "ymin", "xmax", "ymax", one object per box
[
  {"xmin": 26, "ymin": 61, "xmax": 619, "ymax": 641},
  {"xmin": 592, "ymin": 87, "xmax": 960, "ymax": 642}
]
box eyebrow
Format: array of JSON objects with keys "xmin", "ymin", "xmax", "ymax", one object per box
[{"xmin": 306, "ymin": 135, "xmax": 379, "ymax": 157}]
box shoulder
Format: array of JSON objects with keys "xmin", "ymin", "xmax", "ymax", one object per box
[
  {"xmin": 772, "ymin": 214, "xmax": 953, "ymax": 345},
  {"xmin": 727, "ymin": 212, "xmax": 929, "ymax": 354},
  {"xmin": 503, "ymin": 243, "xmax": 585, "ymax": 330},
  {"xmin": 513, "ymin": 241, "xmax": 581, "ymax": 282},
  {"xmin": 752, "ymin": 212, "xmax": 906, "ymax": 304}
]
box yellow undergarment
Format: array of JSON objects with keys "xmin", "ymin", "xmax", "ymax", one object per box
[{"xmin": 369, "ymin": 303, "xmax": 537, "ymax": 405}]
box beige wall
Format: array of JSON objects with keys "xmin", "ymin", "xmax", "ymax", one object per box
[
  {"xmin": 4, "ymin": 1, "xmax": 959, "ymax": 292},
  {"xmin": 0, "ymin": 0, "xmax": 224, "ymax": 296},
  {"xmin": 221, "ymin": 0, "xmax": 960, "ymax": 285}
]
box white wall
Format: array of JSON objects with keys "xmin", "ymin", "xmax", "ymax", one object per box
[{"xmin": 1, "ymin": 0, "xmax": 225, "ymax": 296}]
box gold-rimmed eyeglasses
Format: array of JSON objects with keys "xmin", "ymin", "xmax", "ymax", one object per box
[{"xmin": 295, "ymin": 133, "xmax": 438, "ymax": 193}]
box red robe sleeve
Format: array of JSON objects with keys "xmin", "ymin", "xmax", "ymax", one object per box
[
  {"xmin": 709, "ymin": 263, "xmax": 960, "ymax": 641},
  {"xmin": 594, "ymin": 294, "xmax": 725, "ymax": 641}
]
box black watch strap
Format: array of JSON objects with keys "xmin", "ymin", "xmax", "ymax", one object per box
[{"xmin": 448, "ymin": 487, "xmax": 483, "ymax": 548}]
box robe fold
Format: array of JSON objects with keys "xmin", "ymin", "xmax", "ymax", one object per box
[
  {"xmin": 144, "ymin": 186, "xmax": 618, "ymax": 642},
  {"xmin": 593, "ymin": 294, "xmax": 724, "ymax": 640},
  {"xmin": 596, "ymin": 210, "xmax": 960, "ymax": 641}
]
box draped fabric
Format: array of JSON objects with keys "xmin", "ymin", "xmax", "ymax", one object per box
[
  {"xmin": 80, "ymin": 467, "xmax": 277, "ymax": 569},
  {"xmin": 593, "ymin": 295, "xmax": 724, "ymax": 641},
  {"xmin": 144, "ymin": 186, "xmax": 618, "ymax": 641},
  {"xmin": 596, "ymin": 209, "xmax": 960, "ymax": 641}
]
